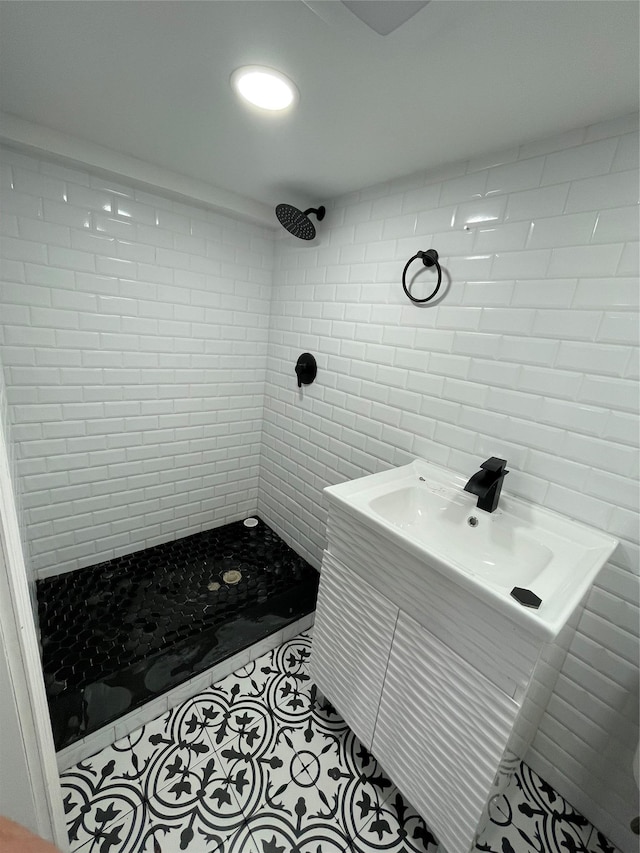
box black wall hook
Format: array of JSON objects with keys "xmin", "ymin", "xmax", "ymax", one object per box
[
  {"xmin": 402, "ymin": 248, "xmax": 443, "ymax": 304},
  {"xmin": 295, "ymin": 353, "xmax": 317, "ymax": 388}
]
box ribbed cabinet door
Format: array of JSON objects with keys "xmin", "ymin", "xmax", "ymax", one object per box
[
  {"xmin": 372, "ymin": 613, "xmax": 520, "ymax": 853},
  {"xmin": 309, "ymin": 551, "xmax": 398, "ymax": 750}
]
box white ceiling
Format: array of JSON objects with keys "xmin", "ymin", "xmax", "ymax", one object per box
[{"xmin": 0, "ymin": 1, "xmax": 638, "ymax": 213}]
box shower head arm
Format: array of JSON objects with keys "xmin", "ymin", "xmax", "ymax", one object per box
[{"xmin": 303, "ymin": 206, "xmax": 326, "ymax": 222}]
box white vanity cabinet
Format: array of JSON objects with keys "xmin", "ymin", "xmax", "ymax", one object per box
[{"xmin": 310, "ymin": 498, "xmax": 591, "ymax": 853}]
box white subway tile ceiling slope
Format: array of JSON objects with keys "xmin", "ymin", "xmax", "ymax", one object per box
[
  {"xmin": 0, "ymin": 114, "xmax": 638, "ymax": 851},
  {"xmin": 257, "ymin": 114, "xmax": 639, "ymax": 853}
]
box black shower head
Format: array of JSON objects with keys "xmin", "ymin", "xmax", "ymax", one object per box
[{"xmin": 275, "ymin": 203, "xmax": 326, "ymax": 240}]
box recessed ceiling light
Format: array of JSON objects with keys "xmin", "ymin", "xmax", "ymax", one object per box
[{"xmin": 231, "ymin": 65, "xmax": 298, "ymax": 112}]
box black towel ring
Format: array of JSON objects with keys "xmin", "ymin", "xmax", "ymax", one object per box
[{"xmin": 402, "ymin": 249, "xmax": 442, "ymax": 304}]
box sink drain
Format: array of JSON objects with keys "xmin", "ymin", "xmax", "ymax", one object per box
[{"xmin": 467, "ymin": 516, "xmax": 479, "ymax": 527}]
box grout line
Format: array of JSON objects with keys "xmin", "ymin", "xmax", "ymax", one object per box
[{"xmin": 368, "ymin": 609, "xmax": 400, "ymax": 751}]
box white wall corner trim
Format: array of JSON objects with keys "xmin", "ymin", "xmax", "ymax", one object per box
[
  {"xmin": 0, "ymin": 404, "xmax": 68, "ymax": 847},
  {"xmin": 0, "ymin": 111, "xmax": 275, "ymax": 229}
]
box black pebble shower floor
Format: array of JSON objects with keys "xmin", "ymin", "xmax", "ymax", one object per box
[{"xmin": 36, "ymin": 517, "xmax": 319, "ymax": 751}]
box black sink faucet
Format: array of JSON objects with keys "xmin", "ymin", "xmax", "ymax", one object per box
[{"xmin": 464, "ymin": 457, "xmax": 509, "ymax": 513}]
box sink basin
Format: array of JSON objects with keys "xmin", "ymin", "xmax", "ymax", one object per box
[
  {"xmin": 368, "ymin": 485, "xmax": 554, "ymax": 587},
  {"xmin": 324, "ymin": 459, "xmax": 618, "ymax": 639}
]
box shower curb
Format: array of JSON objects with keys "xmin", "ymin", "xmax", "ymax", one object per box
[{"xmin": 56, "ymin": 613, "xmax": 315, "ymax": 772}]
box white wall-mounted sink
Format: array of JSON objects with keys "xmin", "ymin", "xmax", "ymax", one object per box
[{"xmin": 325, "ymin": 458, "xmax": 618, "ymax": 640}]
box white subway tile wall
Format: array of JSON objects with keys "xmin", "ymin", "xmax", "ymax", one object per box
[
  {"xmin": 259, "ymin": 114, "xmax": 639, "ymax": 852},
  {"xmin": 0, "ymin": 346, "xmax": 31, "ymax": 609},
  {"xmin": 0, "ymin": 147, "xmax": 274, "ymax": 578},
  {"xmin": 0, "ymin": 350, "xmax": 13, "ymax": 487}
]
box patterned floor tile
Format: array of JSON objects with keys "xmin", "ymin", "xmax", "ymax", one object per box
[
  {"xmin": 190, "ymin": 632, "xmax": 326, "ymax": 768},
  {"xmin": 74, "ymin": 805, "xmax": 237, "ymax": 853},
  {"xmin": 66, "ymin": 794, "xmax": 147, "ymax": 853},
  {"xmin": 188, "ymin": 630, "xmax": 434, "ymax": 849},
  {"xmin": 268, "ymin": 682, "xmax": 351, "ymax": 778},
  {"xmin": 475, "ymin": 762, "xmax": 593, "ymax": 853},
  {"xmin": 207, "ymin": 728, "xmax": 305, "ymax": 825},
  {"xmin": 305, "ymin": 726, "xmax": 437, "ymax": 852},
  {"xmin": 60, "ymin": 696, "xmax": 215, "ymax": 849},
  {"xmin": 72, "ymin": 751, "xmax": 249, "ymax": 853},
  {"xmin": 584, "ymin": 828, "xmax": 621, "ymax": 853},
  {"xmin": 349, "ymin": 790, "xmax": 439, "ymax": 853},
  {"xmin": 225, "ymin": 774, "xmax": 353, "ymax": 853},
  {"xmin": 64, "ymin": 630, "xmax": 617, "ymax": 853},
  {"xmin": 218, "ymin": 632, "xmax": 315, "ymax": 717}
]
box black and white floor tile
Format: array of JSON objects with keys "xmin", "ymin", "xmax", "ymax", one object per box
[
  {"xmin": 60, "ymin": 631, "xmax": 621, "ymax": 853},
  {"xmin": 477, "ymin": 761, "xmax": 619, "ymax": 853}
]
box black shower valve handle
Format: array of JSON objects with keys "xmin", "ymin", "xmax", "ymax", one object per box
[{"xmin": 295, "ymin": 353, "xmax": 317, "ymax": 388}]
